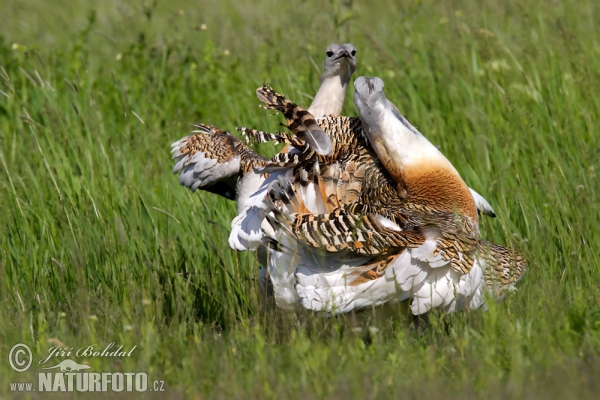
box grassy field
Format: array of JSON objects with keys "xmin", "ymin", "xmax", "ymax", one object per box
[{"xmin": 1, "ymin": 0, "xmax": 599, "ymax": 398}]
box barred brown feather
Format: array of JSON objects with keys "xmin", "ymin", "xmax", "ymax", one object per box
[{"xmin": 255, "ymin": 87, "xmax": 525, "ymax": 289}]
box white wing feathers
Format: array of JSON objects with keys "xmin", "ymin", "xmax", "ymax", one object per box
[
  {"xmin": 171, "ymin": 125, "xmax": 241, "ymax": 199},
  {"xmin": 170, "ymin": 75, "xmax": 525, "ymax": 317},
  {"xmin": 172, "ymin": 141, "xmax": 240, "ymax": 190},
  {"xmin": 228, "ymin": 80, "xmax": 524, "ymax": 316}
]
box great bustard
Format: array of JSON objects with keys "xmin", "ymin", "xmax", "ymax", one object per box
[
  {"xmin": 229, "ymin": 80, "xmax": 496, "ymax": 254},
  {"xmin": 236, "ymin": 80, "xmax": 525, "ymax": 315}
]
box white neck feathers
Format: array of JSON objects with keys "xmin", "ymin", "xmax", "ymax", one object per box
[{"xmin": 308, "ymin": 75, "xmax": 349, "ymax": 118}]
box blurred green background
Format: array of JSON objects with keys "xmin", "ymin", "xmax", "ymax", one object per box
[{"xmin": 1, "ymin": 0, "xmax": 599, "ymax": 398}]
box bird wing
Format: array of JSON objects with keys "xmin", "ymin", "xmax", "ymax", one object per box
[
  {"xmin": 171, "ymin": 124, "xmax": 268, "ymax": 200},
  {"xmin": 171, "ymin": 124, "xmax": 240, "ymax": 199},
  {"xmin": 259, "ymin": 161, "xmax": 525, "ymax": 315},
  {"xmin": 229, "ymin": 85, "xmax": 523, "ymax": 315},
  {"xmin": 259, "ymin": 172, "xmax": 490, "ymax": 315},
  {"xmin": 256, "ymin": 85, "xmax": 333, "ymax": 156}
]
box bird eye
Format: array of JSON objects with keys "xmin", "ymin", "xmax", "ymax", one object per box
[
  {"xmin": 351, "ymin": 49, "xmax": 357, "ymax": 56},
  {"xmin": 326, "ymin": 50, "xmax": 334, "ymax": 57}
]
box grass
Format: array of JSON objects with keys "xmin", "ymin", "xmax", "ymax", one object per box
[{"xmin": 1, "ymin": 0, "xmax": 599, "ymax": 398}]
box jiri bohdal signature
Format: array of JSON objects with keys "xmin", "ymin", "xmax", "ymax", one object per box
[{"xmin": 39, "ymin": 343, "xmax": 137, "ymax": 365}]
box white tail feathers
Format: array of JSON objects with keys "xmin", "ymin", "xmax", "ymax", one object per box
[{"xmin": 470, "ymin": 188, "xmax": 496, "ymax": 217}]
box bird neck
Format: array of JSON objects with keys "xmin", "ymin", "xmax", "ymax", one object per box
[
  {"xmin": 308, "ymin": 74, "xmax": 349, "ymax": 118},
  {"xmin": 369, "ymin": 107, "xmax": 478, "ymax": 222}
]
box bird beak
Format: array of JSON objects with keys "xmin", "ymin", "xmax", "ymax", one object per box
[{"xmin": 334, "ymin": 49, "xmax": 350, "ymax": 60}]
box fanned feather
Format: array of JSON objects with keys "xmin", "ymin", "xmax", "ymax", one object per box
[{"xmin": 256, "ymin": 85, "xmax": 333, "ymax": 156}]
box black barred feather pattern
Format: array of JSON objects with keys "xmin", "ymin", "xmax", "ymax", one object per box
[
  {"xmin": 181, "ymin": 124, "xmax": 269, "ymax": 175},
  {"xmin": 478, "ymin": 241, "xmax": 527, "ymax": 296},
  {"xmin": 237, "ymin": 127, "xmax": 291, "ymax": 145},
  {"xmin": 254, "ymin": 88, "xmax": 491, "ymax": 274},
  {"xmin": 174, "ymin": 83, "xmax": 527, "ymax": 315},
  {"xmin": 287, "ymin": 212, "xmax": 426, "ymax": 255},
  {"xmin": 256, "ymin": 85, "xmax": 332, "ymax": 156},
  {"xmin": 254, "ymin": 86, "xmax": 526, "ymax": 298},
  {"xmin": 171, "ymin": 123, "xmax": 269, "ymax": 202}
]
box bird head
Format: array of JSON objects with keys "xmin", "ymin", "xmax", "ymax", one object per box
[
  {"xmin": 354, "ymin": 76, "xmax": 419, "ymax": 138},
  {"xmin": 353, "ymin": 76, "xmax": 388, "ymax": 136},
  {"xmin": 322, "ymin": 43, "xmax": 357, "ymax": 81}
]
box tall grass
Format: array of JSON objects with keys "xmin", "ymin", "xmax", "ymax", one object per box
[{"xmin": 1, "ymin": 0, "xmax": 599, "ymax": 398}]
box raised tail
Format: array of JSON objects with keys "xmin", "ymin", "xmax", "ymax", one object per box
[{"xmin": 478, "ymin": 240, "xmax": 527, "ymax": 300}]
